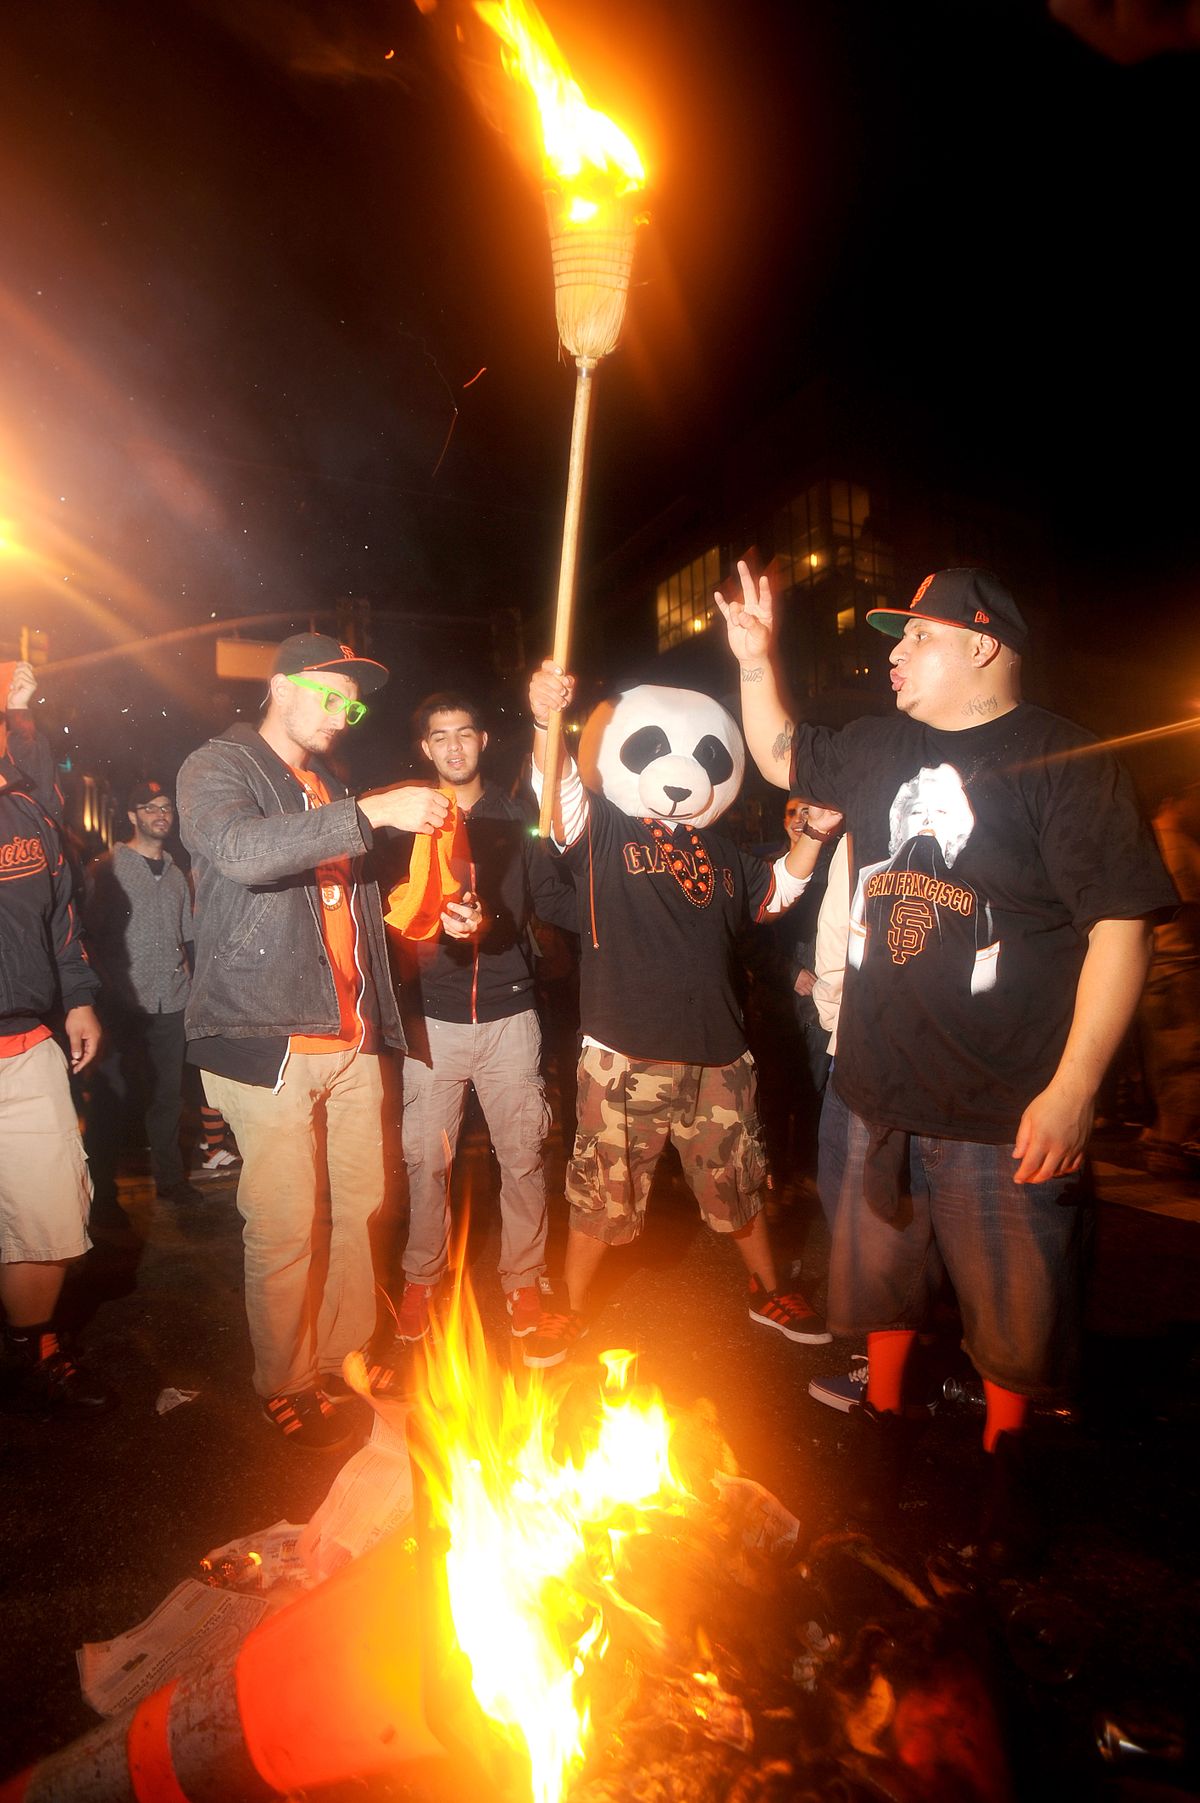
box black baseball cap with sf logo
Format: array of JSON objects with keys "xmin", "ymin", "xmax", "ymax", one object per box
[
  {"xmin": 270, "ymin": 632, "xmax": 390, "ymax": 695},
  {"xmin": 866, "ymin": 569, "xmax": 1028, "ymax": 656}
]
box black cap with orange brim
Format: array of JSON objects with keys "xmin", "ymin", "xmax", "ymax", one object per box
[
  {"xmin": 866, "ymin": 569, "xmax": 1028, "ymax": 655},
  {"xmin": 271, "ymin": 632, "xmax": 389, "ymax": 695}
]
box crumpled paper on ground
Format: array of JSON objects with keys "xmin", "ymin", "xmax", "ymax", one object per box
[
  {"xmin": 76, "ymin": 1356, "xmax": 415, "ymax": 1716},
  {"xmin": 78, "ymin": 1582, "xmax": 271, "ymax": 1717},
  {"xmin": 297, "ymin": 1351, "xmax": 415, "ymax": 1582}
]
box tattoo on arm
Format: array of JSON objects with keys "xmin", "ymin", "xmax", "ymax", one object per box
[
  {"xmin": 964, "ymin": 695, "xmax": 1000, "ymax": 718},
  {"xmin": 741, "ymin": 666, "xmax": 764, "ymax": 683},
  {"xmin": 771, "ymin": 724, "xmax": 795, "ymax": 766}
]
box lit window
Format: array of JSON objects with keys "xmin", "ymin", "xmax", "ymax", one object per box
[
  {"xmin": 654, "ymin": 544, "xmax": 721, "ymax": 651},
  {"xmin": 837, "ymin": 606, "xmax": 855, "ymax": 636}
]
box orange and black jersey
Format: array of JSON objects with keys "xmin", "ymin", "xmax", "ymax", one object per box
[
  {"xmin": 557, "ymin": 788, "xmax": 776, "ymax": 1066},
  {"xmin": 0, "ymin": 782, "xmax": 98, "ymax": 1035}
]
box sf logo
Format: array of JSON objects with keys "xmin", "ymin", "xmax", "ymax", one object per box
[{"xmin": 888, "ymin": 898, "xmax": 933, "ymax": 964}]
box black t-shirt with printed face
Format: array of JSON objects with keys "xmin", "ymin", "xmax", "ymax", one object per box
[
  {"xmin": 559, "ymin": 789, "xmax": 776, "ymax": 1065},
  {"xmin": 790, "ymin": 704, "xmax": 1176, "ymax": 1143}
]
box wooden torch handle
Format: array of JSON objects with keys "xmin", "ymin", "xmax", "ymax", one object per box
[{"xmin": 539, "ymin": 358, "xmax": 596, "ymax": 837}]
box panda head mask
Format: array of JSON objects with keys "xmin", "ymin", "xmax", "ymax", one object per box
[{"xmin": 578, "ymin": 685, "xmax": 745, "ymax": 829}]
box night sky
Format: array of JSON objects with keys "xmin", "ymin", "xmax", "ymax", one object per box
[{"xmin": 3, "ymin": 0, "xmax": 1198, "ymax": 793}]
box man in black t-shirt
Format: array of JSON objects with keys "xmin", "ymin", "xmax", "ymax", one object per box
[{"xmin": 721, "ymin": 564, "xmax": 1176, "ymax": 1559}]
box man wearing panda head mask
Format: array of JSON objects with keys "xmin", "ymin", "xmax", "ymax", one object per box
[{"xmin": 527, "ymin": 660, "xmax": 841, "ymax": 1366}]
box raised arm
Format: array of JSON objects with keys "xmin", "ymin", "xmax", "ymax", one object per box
[
  {"xmin": 529, "ymin": 660, "xmax": 582, "ymax": 846},
  {"xmin": 715, "ymin": 560, "xmax": 796, "ymax": 790}
]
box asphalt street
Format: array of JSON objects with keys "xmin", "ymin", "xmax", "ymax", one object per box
[{"xmin": 1, "ymin": 1105, "xmax": 1197, "ymax": 1797}]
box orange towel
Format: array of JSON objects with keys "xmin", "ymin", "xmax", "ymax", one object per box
[{"xmin": 384, "ymin": 789, "xmax": 464, "ymax": 940}]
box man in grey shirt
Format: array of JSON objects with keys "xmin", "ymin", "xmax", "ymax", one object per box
[{"xmin": 84, "ymin": 780, "xmax": 200, "ymax": 1212}]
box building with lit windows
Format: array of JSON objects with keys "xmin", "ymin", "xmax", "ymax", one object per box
[{"xmin": 580, "ymin": 377, "xmax": 1057, "ymax": 738}]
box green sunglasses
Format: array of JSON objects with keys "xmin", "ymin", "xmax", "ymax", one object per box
[{"xmin": 285, "ymin": 673, "xmax": 368, "ymax": 726}]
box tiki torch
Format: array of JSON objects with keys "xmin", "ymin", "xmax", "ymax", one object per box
[{"xmin": 474, "ymin": 1, "xmax": 648, "ymax": 834}]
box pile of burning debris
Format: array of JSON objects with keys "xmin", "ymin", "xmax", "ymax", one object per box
[{"xmin": 4, "ymin": 1276, "xmax": 1195, "ymax": 1803}]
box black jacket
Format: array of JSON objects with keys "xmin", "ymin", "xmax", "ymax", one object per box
[
  {"xmin": 177, "ymin": 725, "xmax": 405, "ymax": 1071},
  {"xmin": 384, "ymin": 783, "xmax": 576, "ymax": 1025},
  {"xmin": 0, "ymin": 778, "xmax": 98, "ymax": 1035}
]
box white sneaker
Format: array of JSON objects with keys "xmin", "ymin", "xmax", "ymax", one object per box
[{"xmin": 199, "ymin": 1147, "xmax": 238, "ymax": 1172}]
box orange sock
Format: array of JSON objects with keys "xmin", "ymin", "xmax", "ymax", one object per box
[
  {"xmin": 865, "ymin": 1330, "xmax": 917, "ymax": 1415},
  {"xmin": 982, "ymin": 1380, "xmax": 1030, "ymax": 1453}
]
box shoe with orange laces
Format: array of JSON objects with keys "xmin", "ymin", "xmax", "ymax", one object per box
[
  {"xmin": 3, "ymin": 1331, "xmax": 116, "ymax": 1417},
  {"xmin": 395, "ymin": 1281, "xmax": 437, "ymax": 1344},
  {"xmin": 506, "ymin": 1285, "xmax": 544, "ymax": 1341},
  {"xmin": 321, "ymin": 1347, "xmax": 414, "ymax": 1404},
  {"xmin": 261, "ymin": 1388, "xmax": 354, "ymax": 1450},
  {"xmin": 522, "ymin": 1310, "xmax": 587, "ymax": 1370},
  {"xmin": 747, "ymin": 1275, "xmax": 832, "ymax": 1344}
]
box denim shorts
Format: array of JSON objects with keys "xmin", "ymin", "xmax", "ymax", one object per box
[{"xmin": 826, "ymin": 1094, "xmax": 1090, "ymax": 1402}]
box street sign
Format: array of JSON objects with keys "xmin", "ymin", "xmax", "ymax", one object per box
[{"xmin": 215, "ymin": 638, "xmax": 276, "ymax": 682}]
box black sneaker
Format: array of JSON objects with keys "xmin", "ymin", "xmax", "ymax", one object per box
[
  {"xmin": 522, "ymin": 1311, "xmax": 587, "ymax": 1370},
  {"xmin": 261, "ymin": 1388, "xmax": 354, "ymax": 1450},
  {"xmin": 747, "ymin": 1275, "xmax": 832, "ymax": 1344},
  {"xmin": 4, "ymin": 1347, "xmax": 116, "ymax": 1418},
  {"xmin": 979, "ymin": 1430, "xmax": 1047, "ymax": 1574},
  {"xmin": 320, "ymin": 1349, "xmax": 411, "ymax": 1404},
  {"xmin": 839, "ymin": 1399, "xmax": 921, "ymax": 1530},
  {"xmin": 158, "ymin": 1179, "xmax": 206, "ymax": 1205}
]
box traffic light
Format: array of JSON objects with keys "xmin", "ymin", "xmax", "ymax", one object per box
[{"xmin": 335, "ymin": 598, "xmax": 372, "ymax": 654}]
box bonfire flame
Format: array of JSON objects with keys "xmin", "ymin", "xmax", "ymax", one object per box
[{"xmin": 409, "ymin": 1280, "xmax": 694, "ymax": 1803}]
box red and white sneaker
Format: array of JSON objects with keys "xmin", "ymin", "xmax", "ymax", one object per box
[
  {"xmin": 747, "ymin": 1276, "xmax": 831, "ymax": 1344},
  {"xmin": 506, "ymin": 1286, "xmax": 543, "ymax": 1339},
  {"xmin": 395, "ymin": 1281, "xmax": 436, "ymax": 1344}
]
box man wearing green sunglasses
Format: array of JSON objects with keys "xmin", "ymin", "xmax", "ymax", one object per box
[{"xmin": 178, "ymin": 633, "xmax": 456, "ymax": 1449}]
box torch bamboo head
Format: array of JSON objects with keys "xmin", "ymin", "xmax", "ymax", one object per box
[{"xmin": 545, "ymin": 185, "xmax": 641, "ymax": 363}]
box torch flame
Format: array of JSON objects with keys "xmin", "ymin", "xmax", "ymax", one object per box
[
  {"xmin": 409, "ymin": 1275, "xmax": 693, "ymax": 1803},
  {"xmin": 474, "ymin": 0, "xmax": 646, "ymax": 211}
]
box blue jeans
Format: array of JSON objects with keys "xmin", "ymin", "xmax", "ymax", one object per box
[
  {"xmin": 827, "ymin": 1102, "xmax": 1089, "ymax": 1401},
  {"xmin": 816, "ymin": 1070, "xmax": 850, "ymax": 1232}
]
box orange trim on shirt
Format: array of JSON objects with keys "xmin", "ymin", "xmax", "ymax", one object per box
[
  {"xmin": 0, "ymin": 1024, "xmax": 52, "ymax": 1059},
  {"xmin": 287, "ymin": 768, "xmax": 364, "ymax": 1055}
]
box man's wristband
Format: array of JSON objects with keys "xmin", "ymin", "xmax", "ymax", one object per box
[
  {"xmin": 800, "ymin": 821, "xmax": 837, "ymax": 843},
  {"xmin": 532, "ymin": 715, "xmax": 550, "ymax": 731}
]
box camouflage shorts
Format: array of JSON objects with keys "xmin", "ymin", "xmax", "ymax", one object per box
[{"xmin": 566, "ymin": 1046, "xmax": 767, "ymax": 1246}]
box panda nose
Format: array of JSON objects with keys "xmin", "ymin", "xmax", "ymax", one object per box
[{"xmin": 664, "ymin": 785, "xmax": 691, "ymax": 804}]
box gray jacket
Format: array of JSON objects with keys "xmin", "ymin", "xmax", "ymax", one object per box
[
  {"xmin": 84, "ymin": 843, "xmax": 192, "ymax": 1014},
  {"xmin": 176, "ymin": 724, "xmax": 405, "ymax": 1049}
]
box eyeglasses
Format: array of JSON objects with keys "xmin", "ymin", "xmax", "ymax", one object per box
[
  {"xmin": 285, "ymin": 673, "xmax": 368, "ymax": 726},
  {"xmin": 137, "ymin": 801, "xmax": 174, "ymax": 816}
]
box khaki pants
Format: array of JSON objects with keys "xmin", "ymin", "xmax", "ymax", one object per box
[
  {"xmin": 204, "ymin": 1049, "xmax": 385, "ymax": 1398},
  {"xmin": 401, "ymin": 1011, "xmax": 550, "ymax": 1293}
]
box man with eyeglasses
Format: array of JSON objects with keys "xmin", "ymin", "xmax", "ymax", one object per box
[
  {"xmin": 177, "ymin": 634, "xmax": 460, "ymax": 1450},
  {"xmin": 84, "ymin": 780, "xmax": 202, "ymax": 1214}
]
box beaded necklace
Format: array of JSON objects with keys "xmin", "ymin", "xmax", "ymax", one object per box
[{"xmin": 643, "ymin": 817, "xmax": 714, "ymax": 907}]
